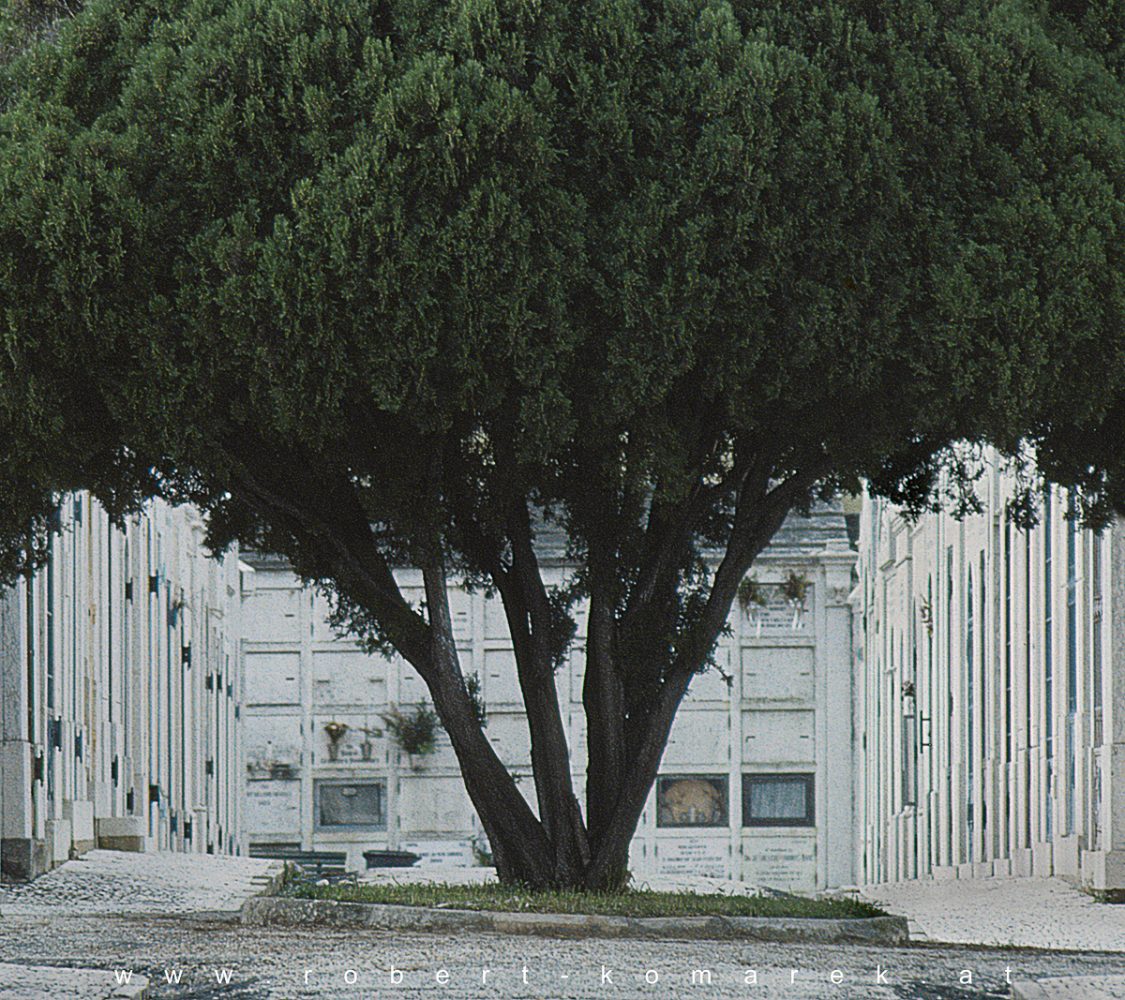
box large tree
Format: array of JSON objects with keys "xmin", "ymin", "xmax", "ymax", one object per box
[{"xmin": 0, "ymin": 0, "xmax": 1122, "ymax": 888}]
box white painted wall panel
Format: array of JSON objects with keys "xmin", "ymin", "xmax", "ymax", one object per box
[
  {"xmin": 663, "ymin": 710, "xmax": 731, "ymax": 766},
  {"xmin": 684, "ymin": 659, "xmax": 734, "ymax": 704},
  {"xmin": 244, "ymin": 652, "xmax": 300, "ymax": 706},
  {"xmin": 243, "ymin": 587, "xmax": 301, "ymax": 642},
  {"xmin": 486, "ymin": 712, "xmax": 532, "ymax": 769},
  {"xmin": 484, "ymin": 595, "xmax": 509, "ymax": 640},
  {"xmin": 312, "ymin": 650, "xmax": 388, "ymax": 708},
  {"xmin": 484, "ymin": 648, "xmax": 522, "ymax": 706},
  {"xmin": 243, "ymin": 714, "xmax": 303, "ymax": 770},
  {"xmin": 398, "ymin": 776, "xmax": 475, "ymax": 834},
  {"xmin": 743, "ymin": 710, "xmax": 815, "ymax": 763},
  {"xmin": 742, "ymin": 646, "xmax": 815, "ymax": 703}
]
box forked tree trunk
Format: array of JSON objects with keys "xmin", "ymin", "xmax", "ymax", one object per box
[
  {"xmin": 316, "ymin": 457, "xmax": 825, "ymax": 890},
  {"xmin": 420, "ymin": 558, "xmax": 698, "ymax": 890}
]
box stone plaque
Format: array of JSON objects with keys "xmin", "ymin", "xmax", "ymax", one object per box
[
  {"xmin": 400, "ymin": 839, "xmax": 474, "ymax": 867},
  {"xmin": 743, "ymin": 837, "xmax": 817, "ymax": 890},
  {"xmin": 654, "ymin": 837, "xmax": 730, "ymax": 878},
  {"xmin": 244, "ymin": 780, "xmax": 300, "ymax": 836}
]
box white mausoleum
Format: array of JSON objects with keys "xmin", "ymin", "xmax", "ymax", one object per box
[
  {"xmin": 853, "ymin": 454, "xmax": 1125, "ymax": 892},
  {"xmin": 0, "ymin": 494, "xmax": 244, "ymax": 879},
  {"xmin": 240, "ymin": 506, "xmax": 857, "ymax": 890}
]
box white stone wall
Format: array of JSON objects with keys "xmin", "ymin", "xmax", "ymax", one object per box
[
  {"xmin": 240, "ymin": 509, "xmax": 857, "ymax": 890},
  {"xmin": 854, "ymin": 457, "xmax": 1125, "ymax": 889},
  {"xmin": 0, "ymin": 494, "xmax": 243, "ymax": 878}
]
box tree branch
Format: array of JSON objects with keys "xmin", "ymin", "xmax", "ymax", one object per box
[{"xmin": 585, "ymin": 452, "xmax": 831, "ymax": 885}]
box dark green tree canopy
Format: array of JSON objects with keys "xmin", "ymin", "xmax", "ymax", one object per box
[{"xmin": 0, "ymin": 0, "xmax": 1121, "ymax": 887}]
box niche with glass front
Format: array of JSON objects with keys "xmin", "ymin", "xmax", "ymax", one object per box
[
  {"xmin": 314, "ymin": 779, "xmax": 387, "ymax": 830},
  {"xmin": 656, "ymin": 775, "xmax": 729, "ymax": 827},
  {"xmin": 742, "ymin": 773, "xmax": 814, "ymax": 827}
]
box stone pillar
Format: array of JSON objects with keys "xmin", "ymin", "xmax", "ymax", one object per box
[
  {"xmin": 0, "ymin": 584, "xmax": 47, "ymax": 879},
  {"xmin": 1097, "ymin": 522, "xmax": 1125, "ymax": 890},
  {"xmin": 822, "ymin": 553, "xmax": 857, "ymax": 888}
]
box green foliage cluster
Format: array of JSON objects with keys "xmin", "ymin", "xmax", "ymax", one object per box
[
  {"xmin": 0, "ymin": 0, "xmax": 1120, "ymax": 884},
  {"xmin": 464, "ymin": 672, "xmax": 487, "ymax": 728},
  {"xmin": 0, "ymin": 0, "xmax": 1119, "ymax": 588},
  {"xmin": 781, "ymin": 572, "xmax": 809, "ymax": 606},
  {"xmin": 6, "ymin": 0, "xmax": 79, "ymax": 26},
  {"xmin": 381, "ymin": 703, "xmax": 441, "ymax": 757}
]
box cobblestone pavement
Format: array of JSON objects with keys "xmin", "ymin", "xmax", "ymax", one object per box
[
  {"xmin": 0, "ymin": 850, "xmax": 282, "ymax": 918},
  {"xmin": 861, "ymin": 877, "xmax": 1125, "ymax": 952},
  {"xmin": 5, "ymin": 857, "xmax": 1125, "ymax": 996},
  {"xmin": 0, "ymin": 961, "xmax": 147, "ymax": 999},
  {"xmin": 1010, "ymin": 975, "xmax": 1125, "ymax": 999},
  {"xmin": 0, "ymin": 913, "xmax": 1124, "ymax": 999}
]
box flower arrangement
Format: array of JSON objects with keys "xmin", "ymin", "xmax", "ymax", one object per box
[
  {"xmin": 737, "ymin": 575, "xmax": 768, "ymax": 613},
  {"xmin": 782, "ymin": 571, "xmax": 810, "ymax": 606},
  {"xmin": 323, "ymin": 720, "xmax": 348, "ymax": 760},
  {"xmin": 782, "ymin": 571, "xmax": 810, "ymax": 628},
  {"xmin": 381, "ymin": 703, "xmax": 440, "ymax": 761},
  {"xmin": 737, "ymin": 575, "xmax": 769, "ymax": 636}
]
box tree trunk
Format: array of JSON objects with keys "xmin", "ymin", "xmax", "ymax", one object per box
[
  {"xmin": 418, "ymin": 561, "xmax": 561, "ymax": 887},
  {"xmin": 582, "ymin": 584, "xmax": 625, "ymax": 848},
  {"xmin": 494, "ymin": 510, "xmax": 591, "ymax": 884}
]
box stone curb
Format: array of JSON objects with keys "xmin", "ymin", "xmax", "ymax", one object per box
[{"xmin": 241, "ymin": 896, "xmax": 911, "ymax": 945}]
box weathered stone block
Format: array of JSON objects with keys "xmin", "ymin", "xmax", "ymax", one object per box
[
  {"xmin": 95, "ymin": 816, "xmax": 146, "ymax": 853},
  {"xmin": 0, "ymin": 837, "xmax": 49, "ymax": 881}
]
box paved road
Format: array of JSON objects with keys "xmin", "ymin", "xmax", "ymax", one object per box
[
  {"xmin": 2, "ymin": 913, "xmax": 1124, "ymax": 999},
  {"xmin": 4, "ymin": 855, "xmax": 1125, "ymax": 997}
]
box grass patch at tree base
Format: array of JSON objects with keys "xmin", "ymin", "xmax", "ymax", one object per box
[{"xmin": 283, "ymin": 880, "xmax": 885, "ymax": 920}]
